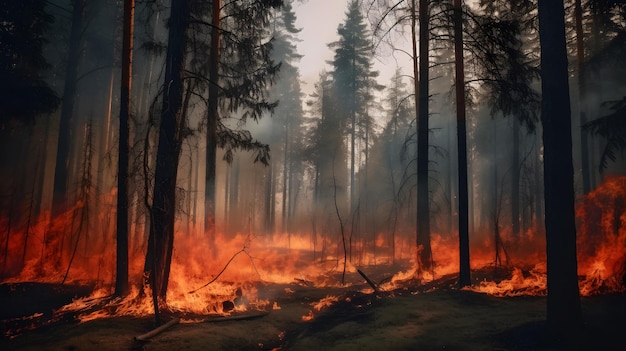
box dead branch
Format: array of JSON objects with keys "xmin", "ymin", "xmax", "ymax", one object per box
[
  {"xmin": 134, "ymin": 317, "xmax": 180, "ymax": 341},
  {"xmin": 188, "ymin": 236, "xmax": 258, "ymax": 294},
  {"xmin": 358, "ymin": 269, "xmax": 380, "ymax": 293},
  {"xmin": 188, "ymin": 248, "xmax": 246, "ymax": 294},
  {"xmin": 332, "ymin": 149, "xmax": 347, "ymax": 286}
]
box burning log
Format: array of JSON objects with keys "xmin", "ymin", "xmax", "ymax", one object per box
[
  {"xmin": 134, "ymin": 317, "xmax": 180, "ymax": 341},
  {"xmin": 357, "ymin": 269, "xmax": 380, "ymax": 293}
]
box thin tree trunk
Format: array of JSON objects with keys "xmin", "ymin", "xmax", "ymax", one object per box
[
  {"xmin": 282, "ymin": 121, "xmax": 288, "ymax": 233},
  {"xmin": 223, "ymin": 164, "xmax": 230, "ymax": 233},
  {"xmin": 416, "ymin": 0, "xmax": 432, "ymax": 273},
  {"xmin": 52, "ymin": 0, "xmax": 86, "ymax": 219},
  {"xmin": 204, "ymin": 0, "xmax": 220, "ymax": 254},
  {"xmin": 512, "ymin": 119, "xmax": 520, "ymax": 237},
  {"xmin": 46, "ymin": 0, "xmax": 86, "ymax": 271},
  {"xmin": 23, "ymin": 149, "xmax": 43, "ymax": 267},
  {"xmin": 62, "ymin": 121, "xmax": 93, "ymax": 284},
  {"xmin": 144, "ymin": 0, "xmax": 189, "ymax": 300},
  {"xmin": 115, "ymin": 0, "xmax": 134, "ymax": 297},
  {"xmin": 264, "ymin": 161, "xmax": 273, "ymax": 235},
  {"xmin": 453, "ymin": 0, "xmax": 470, "ymax": 288},
  {"xmin": 575, "ymin": 0, "xmax": 590, "ymax": 194},
  {"xmin": 537, "ymin": 0, "xmax": 582, "ymax": 342}
]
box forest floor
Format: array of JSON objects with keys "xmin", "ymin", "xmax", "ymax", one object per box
[{"xmin": 1, "ymin": 269, "xmax": 625, "ymax": 351}]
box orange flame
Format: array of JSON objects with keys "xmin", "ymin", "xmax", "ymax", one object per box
[{"xmin": 2, "ymin": 177, "xmax": 625, "ymax": 322}]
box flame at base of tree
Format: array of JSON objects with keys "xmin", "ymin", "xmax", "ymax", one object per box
[
  {"xmin": 1, "ymin": 178, "xmax": 625, "ymax": 321},
  {"xmin": 468, "ymin": 176, "xmax": 626, "ymax": 297}
]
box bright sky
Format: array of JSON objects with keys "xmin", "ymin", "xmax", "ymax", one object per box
[{"xmin": 293, "ymin": 0, "xmax": 411, "ymax": 97}]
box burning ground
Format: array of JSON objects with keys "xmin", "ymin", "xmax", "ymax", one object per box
[
  {"xmin": 1, "ymin": 269, "xmax": 625, "ymax": 351},
  {"xmin": 1, "ymin": 178, "xmax": 626, "ymax": 350}
]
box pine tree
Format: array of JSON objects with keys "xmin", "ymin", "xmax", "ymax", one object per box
[
  {"xmin": 329, "ymin": 0, "xmax": 379, "ymax": 214},
  {"xmin": 199, "ymin": 0, "xmax": 281, "ymax": 244},
  {"xmin": 305, "ymin": 71, "xmax": 343, "ymax": 211},
  {"xmin": 115, "ymin": 0, "xmax": 134, "ymax": 298},
  {"xmin": 416, "ymin": 0, "xmax": 432, "ymax": 274},
  {"xmin": 453, "ymin": 0, "xmax": 470, "ymax": 288},
  {"xmin": 537, "ymin": 0, "xmax": 582, "ymax": 343},
  {"xmin": 144, "ymin": 0, "xmax": 191, "ymax": 301},
  {"xmin": 268, "ymin": 0, "xmax": 305, "ymax": 235}
]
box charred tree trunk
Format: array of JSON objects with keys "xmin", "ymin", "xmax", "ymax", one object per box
[
  {"xmin": 144, "ymin": 0, "xmax": 190, "ymax": 300},
  {"xmin": 46, "ymin": 0, "xmax": 86, "ymax": 271},
  {"xmin": 453, "ymin": 0, "xmax": 470, "ymax": 288},
  {"xmin": 575, "ymin": 0, "xmax": 590, "ymax": 194},
  {"xmin": 115, "ymin": 0, "xmax": 134, "ymax": 297},
  {"xmin": 51, "ymin": 0, "xmax": 86, "ymax": 219},
  {"xmin": 416, "ymin": 0, "xmax": 432, "ymax": 274},
  {"xmin": 204, "ymin": 0, "xmax": 220, "ymax": 254},
  {"xmin": 537, "ymin": 0, "xmax": 582, "ymax": 342},
  {"xmin": 512, "ymin": 119, "xmax": 520, "ymax": 237}
]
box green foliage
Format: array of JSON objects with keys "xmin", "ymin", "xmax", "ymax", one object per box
[
  {"xmin": 467, "ymin": 2, "xmax": 540, "ymax": 132},
  {"xmin": 180, "ymin": 0, "xmax": 284, "ymax": 160},
  {"xmin": 583, "ymin": 96, "xmax": 626, "ymax": 172},
  {"xmin": 218, "ymin": 122, "xmax": 271, "ymax": 165},
  {"xmin": 329, "ymin": 0, "xmax": 378, "ymax": 126}
]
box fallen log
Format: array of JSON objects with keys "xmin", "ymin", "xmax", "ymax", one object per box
[
  {"xmin": 357, "ymin": 269, "xmax": 380, "ymax": 293},
  {"xmin": 206, "ymin": 311, "xmax": 269, "ymax": 323},
  {"xmin": 134, "ymin": 317, "xmax": 180, "ymax": 341}
]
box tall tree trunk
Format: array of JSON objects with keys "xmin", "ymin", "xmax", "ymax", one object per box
[
  {"xmin": 264, "ymin": 161, "xmax": 273, "ymax": 235},
  {"xmin": 115, "ymin": 0, "xmax": 134, "ymax": 297},
  {"xmin": 51, "ymin": 0, "xmax": 85, "ymax": 217},
  {"xmin": 46, "ymin": 0, "xmax": 86, "ymax": 271},
  {"xmin": 282, "ymin": 121, "xmax": 289, "ymax": 233},
  {"xmin": 416, "ymin": 0, "xmax": 432, "ymax": 273},
  {"xmin": 350, "ymin": 84, "xmax": 356, "ymax": 214},
  {"xmin": 537, "ymin": 0, "xmax": 582, "ymax": 342},
  {"xmin": 229, "ymin": 158, "xmax": 240, "ymax": 232},
  {"xmin": 223, "ymin": 164, "xmax": 230, "ymax": 233},
  {"xmin": 575, "ymin": 0, "xmax": 591, "ymax": 194},
  {"xmin": 204, "ymin": 0, "xmax": 220, "ymax": 254},
  {"xmin": 144, "ymin": 0, "xmax": 189, "ymax": 300},
  {"xmin": 511, "ymin": 119, "xmax": 520, "ymax": 237},
  {"xmin": 453, "ymin": 0, "xmax": 470, "ymax": 288}
]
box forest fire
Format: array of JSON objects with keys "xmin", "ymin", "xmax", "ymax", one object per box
[
  {"xmin": 1, "ymin": 177, "xmax": 624, "ymax": 332},
  {"xmin": 2, "ymin": 0, "xmax": 626, "ymax": 348}
]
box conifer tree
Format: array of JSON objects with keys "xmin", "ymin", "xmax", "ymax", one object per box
[
  {"xmin": 329, "ymin": 0, "xmax": 379, "ymax": 213},
  {"xmin": 537, "ymin": 0, "xmax": 582, "ymax": 342},
  {"xmin": 268, "ymin": 0, "xmax": 305, "ymax": 234}
]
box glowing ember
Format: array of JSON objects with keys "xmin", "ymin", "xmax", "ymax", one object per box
[
  {"xmin": 301, "ymin": 310, "xmax": 314, "ymax": 322},
  {"xmin": 312, "ymin": 295, "xmax": 340, "ymax": 311}
]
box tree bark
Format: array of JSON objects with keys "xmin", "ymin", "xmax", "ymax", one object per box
[
  {"xmin": 512, "ymin": 119, "xmax": 520, "ymax": 237},
  {"xmin": 575, "ymin": 0, "xmax": 591, "ymax": 194},
  {"xmin": 416, "ymin": 0, "xmax": 432, "ymax": 273},
  {"xmin": 144, "ymin": 0, "xmax": 190, "ymax": 300},
  {"xmin": 453, "ymin": 0, "xmax": 470, "ymax": 288},
  {"xmin": 115, "ymin": 0, "xmax": 134, "ymax": 297},
  {"xmin": 51, "ymin": 0, "xmax": 86, "ymax": 218},
  {"xmin": 282, "ymin": 119, "xmax": 289, "ymax": 233},
  {"xmin": 537, "ymin": 0, "xmax": 582, "ymax": 342},
  {"xmin": 204, "ymin": 0, "xmax": 220, "ymax": 254}
]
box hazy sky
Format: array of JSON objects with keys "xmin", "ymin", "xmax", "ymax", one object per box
[{"xmin": 293, "ymin": 0, "xmax": 411, "ymax": 96}]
